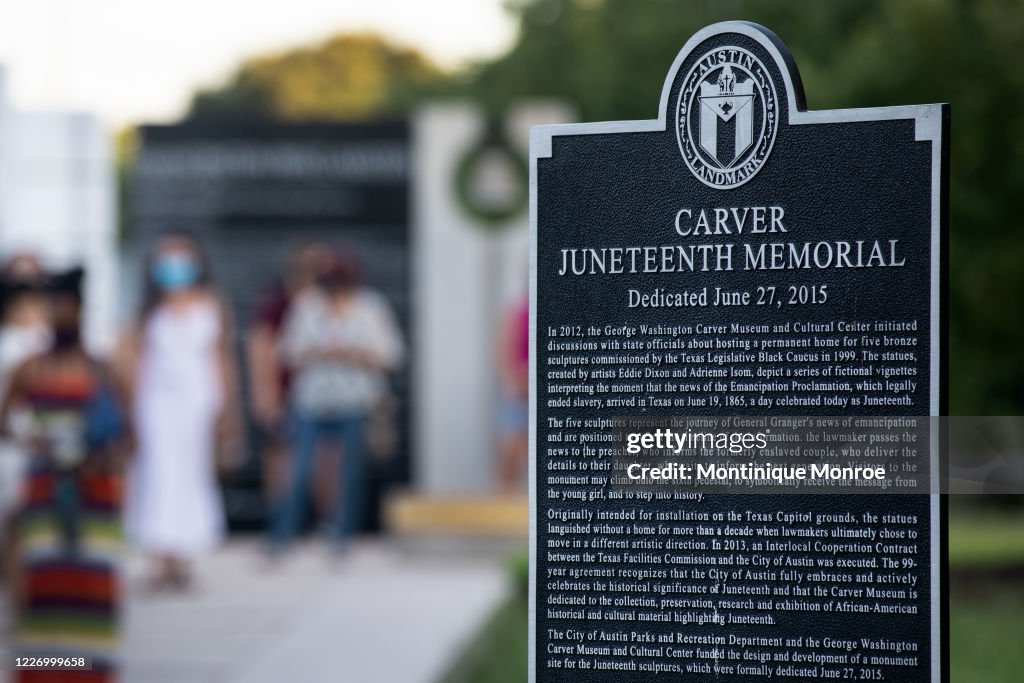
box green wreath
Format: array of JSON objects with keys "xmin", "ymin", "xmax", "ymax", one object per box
[{"xmin": 453, "ymin": 118, "xmax": 529, "ymax": 227}]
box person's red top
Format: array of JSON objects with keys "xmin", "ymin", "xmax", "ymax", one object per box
[{"xmin": 254, "ymin": 282, "xmax": 291, "ymax": 393}]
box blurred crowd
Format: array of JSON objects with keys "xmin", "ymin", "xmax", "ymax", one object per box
[{"xmin": 0, "ymin": 235, "xmax": 403, "ymax": 681}]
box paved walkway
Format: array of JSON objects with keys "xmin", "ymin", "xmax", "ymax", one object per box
[{"xmin": 119, "ymin": 538, "xmax": 508, "ymax": 682}]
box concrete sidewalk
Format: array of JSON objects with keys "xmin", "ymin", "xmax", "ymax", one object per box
[{"xmin": 121, "ymin": 538, "xmax": 508, "ymax": 683}]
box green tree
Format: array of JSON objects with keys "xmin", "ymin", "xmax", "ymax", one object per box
[
  {"xmin": 467, "ymin": 0, "xmax": 1024, "ymax": 414},
  {"xmin": 188, "ymin": 33, "xmax": 447, "ymax": 122},
  {"xmin": 463, "ymin": 0, "xmax": 878, "ymax": 121}
]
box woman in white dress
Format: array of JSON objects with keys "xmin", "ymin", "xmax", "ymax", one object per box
[{"xmin": 117, "ymin": 233, "xmax": 240, "ymax": 590}]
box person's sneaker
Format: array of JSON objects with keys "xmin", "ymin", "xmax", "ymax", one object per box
[
  {"xmin": 326, "ymin": 541, "xmax": 351, "ymax": 567},
  {"xmin": 168, "ymin": 568, "xmax": 194, "ymax": 593},
  {"xmin": 260, "ymin": 542, "xmax": 289, "ymax": 569},
  {"xmin": 140, "ymin": 573, "xmax": 172, "ymax": 595},
  {"xmin": 0, "ymin": 600, "xmax": 10, "ymax": 635}
]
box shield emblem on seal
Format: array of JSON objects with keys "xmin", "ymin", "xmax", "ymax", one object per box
[{"xmin": 698, "ymin": 66, "xmax": 756, "ymax": 168}]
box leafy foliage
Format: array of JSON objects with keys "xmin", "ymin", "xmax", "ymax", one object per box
[
  {"xmin": 468, "ymin": 0, "xmax": 1024, "ymax": 414},
  {"xmin": 188, "ymin": 33, "xmax": 446, "ymax": 122}
]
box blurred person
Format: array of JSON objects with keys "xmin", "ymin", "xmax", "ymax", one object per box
[
  {"xmin": 270, "ymin": 248, "xmax": 402, "ymax": 553},
  {"xmin": 0, "ymin": 267, "xmax": 128, "ymax": 682},
  {"xmin": 247, "ymin": 244, "xmax": 330, "ymax": 509},
  {"xmin": 117, "ymin": 232, "xmax": 241, "ymax": 590},
  {"xmin": 496, "ymin": 296, "xmax": 529, "ymax": 491},
  {"xmin": 0, "ymin": 255, "xmax": 52, "ymax": 633}
]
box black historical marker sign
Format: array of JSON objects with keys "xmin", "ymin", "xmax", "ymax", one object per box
[{"xmin": 529, "ymin": 22, "xmax": 948, "ymax": 683}]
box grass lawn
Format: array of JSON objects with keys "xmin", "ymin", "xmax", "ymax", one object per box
[
  {"xmin": 950, "ymin": 586, "xmax": 1024, "ymax": 682},
  {"xmin": 948, "ymin": 508, "xmax": 1024, "ymax": 682},
  {"xmin": 438, "ymin": 592, "xmax": 528, "ymax": 683},
  {"xmin": 949, "ymin": 509, "xmax": 1024, "ymax": 571}
]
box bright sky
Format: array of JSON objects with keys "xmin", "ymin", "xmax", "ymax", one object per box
[{"xmin": 0, "ymin": 0, "xmax": 517, "ymax": 128}]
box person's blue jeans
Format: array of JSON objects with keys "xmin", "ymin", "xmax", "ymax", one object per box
[{"xmin": 270, "ymin": 412, "xmax": 367, "ymax": 547}]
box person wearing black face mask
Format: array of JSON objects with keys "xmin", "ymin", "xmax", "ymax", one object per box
[
  {"xmin": 50, "ymin": 296, "xmax": 81, "ymax": 351},
  {"xmin": 0, "ymin": 267, "xmax": 129, "ymax": 682}
]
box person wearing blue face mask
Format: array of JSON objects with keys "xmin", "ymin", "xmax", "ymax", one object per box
[
  {"xmin": 114, "ymin": 232, "xmax": 242, "ymax": 591},
  {"xmin": 152, "ymin": 252, "xmax": 200, "ymax": 291}
]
